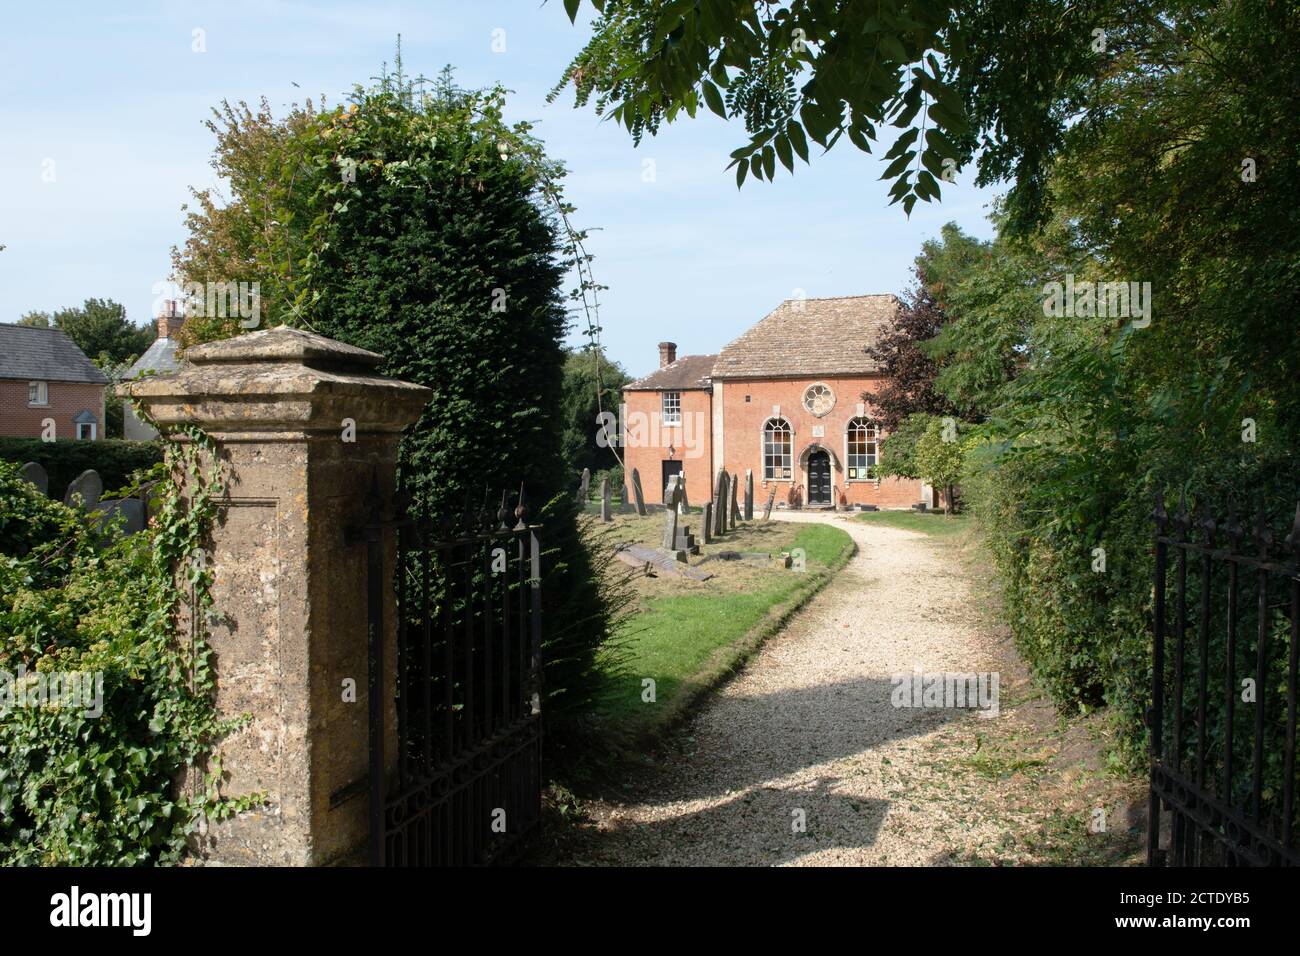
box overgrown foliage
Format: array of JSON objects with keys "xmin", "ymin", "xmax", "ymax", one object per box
[
  {"xmin": 173, "ymin": 61, "xmax": 623, "ymax": 744},
  {"xmin": 0, "ymin": 431, "xmax": 254, "ymax": 865},
  {"xmin": 875, "ymin": 1, "xmax": 1300, "ymax": 769},
  {"xmin": 0, "ymin": 438, "xmax": 162, "ymax": 502}
]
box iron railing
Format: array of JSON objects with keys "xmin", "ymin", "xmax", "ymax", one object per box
[
  {"xmin": 1149, "ymin": 492, "xmax": 1300, "ymax": 865},
  {"xmin": 352, "ymin": 478, "xmax": 542, "ymax": 866}
]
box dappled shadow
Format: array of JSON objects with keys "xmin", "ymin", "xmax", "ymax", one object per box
[{"xmin": 548, "ymin": 674, "xmax": 975, "ymax": 865}]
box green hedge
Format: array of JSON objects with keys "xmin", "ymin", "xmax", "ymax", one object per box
[{"xmin": 0, "ymin": 438, "xmax": 162, "ymax": 500}]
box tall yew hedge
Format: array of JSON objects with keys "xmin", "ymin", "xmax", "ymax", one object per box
[{"xmin": 174, "ymin": 66, "xmax": 619, "ymax": 738}]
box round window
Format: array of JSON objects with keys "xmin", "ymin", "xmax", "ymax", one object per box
[{"xmin": 803, "ymin": 382, "xmax": 835, "ymax": 417}]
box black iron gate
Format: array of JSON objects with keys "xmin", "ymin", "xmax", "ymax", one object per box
[
  {"xmin": 353, "ymin": 477, "xmax": 542, "ymax": 866},
  {"xmin": 1148, "ymin": 492, "xmax": 1299, "ymax": 865}
]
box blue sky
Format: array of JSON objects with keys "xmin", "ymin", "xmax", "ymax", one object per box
[{"xmin": 0, "ymin": 1, "xmax": 998, "ymax": 377}]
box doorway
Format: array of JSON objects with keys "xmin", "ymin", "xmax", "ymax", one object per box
[
  {"xmin": 807, "ymin": 450, "xmax": 832, "ymax": 505},
  {"xmin": 661, "ymin": 460, "xmax": 683, "ymax": 503}
]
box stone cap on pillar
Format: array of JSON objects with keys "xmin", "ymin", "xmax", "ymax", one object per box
[{"xmin": 119, "ymin": 325, "xmax": 431, "ymax": 437}]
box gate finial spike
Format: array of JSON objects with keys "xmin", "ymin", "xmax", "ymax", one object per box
[
  {"xmin": 1174, "ymin": 489, "xmax": 1190, "ymax": 540},
  {"xmin": 514, "ymin": 482, "xmax": 528, "ymax": 528},
  {"xmin": 497, "ymin": 490, "xmax": 511, "ymax": 530},
  {"xmin": 1252, "ymin": 491, "xmax": 1272, "ymax": 555},
  {"xmin": 1285, "ymin": 501, "xmax": 1300, "ymax": 559},
  {"xmin": 1152, "ymin": 485, "xmax": 1167, "ymax": 529},
  {"xmin": 1225, "ymin": 498, "xmax": 1243, "ymax": 549}
]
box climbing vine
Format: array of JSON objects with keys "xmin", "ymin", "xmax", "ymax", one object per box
[{"xmin": 0, "ymin": 412, "xmax": 258, "ymax": 864}]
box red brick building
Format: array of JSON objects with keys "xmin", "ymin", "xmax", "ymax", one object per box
[
  {"xmin": 0, "ymin": 324, "xmax": 107, "ymax": 440},
  {"xmin": 621, "ymin": 295, "xmax": 933, "ymax": 510}
]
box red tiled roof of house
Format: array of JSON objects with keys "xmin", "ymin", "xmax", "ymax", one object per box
[
  {"xmin": 711, "ymin": 294, "xmax": 900, "ymax": 379},
  {"xmin": 624, "ymin": 353, "xmax": 717, "ymax": 391}
]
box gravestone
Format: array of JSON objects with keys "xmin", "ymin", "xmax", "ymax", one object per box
[
  {"xmin": 763, "ymin": 489, "xmax": 777, "ymax": 521},
  {"xmin": 679, "ymin": 477, "xmax": 690, "ymax": 514},
  {"xmin": 64, "ymin": 469, "xmax": 103, "ymax": 509},
  {"xmin": 701, "ymin": 502, "xmax": 713, "ymax": 544},
  {"xmin": 661, "ymin": 476, "xmax": 682, "ymax": 550},
  {"xmin": 731, "ymin": 476, "xmax": 741, "ymax": 526},
  {"xmin": 661, "ymin": 474, "xmax": 697, "ymax": 559},
  {"xmin": 19, "ymin": 461, "xmax": 47, "ymax": 495},
  {"xmin": 600, "ymin": 477, "xmax": 611, "ymax": 522},
  {"xmin": 577, "ymin": 467, "xmax": 590, "ymax": 505},
  {"xmin": 713, "ymin": 471, "xmax": 728, "ymax": 537},
  {"xmin": 619, "ymin": 482, "xmax": 632, "ymax": 514},
  {"xmin": 743, "ymin": 470, "xmax": 754, "ymax": 521},
  {"xmin": 630, "ymin": 468, "xmax": 647, "ymax": 516},
  {"xmin": 93, "ymin": 498, "xmax": 146, "ymax": 535}
]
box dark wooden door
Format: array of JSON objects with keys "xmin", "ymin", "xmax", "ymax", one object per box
[
  {"xmin": 661, "ymin": 460, "xmax": 683, "ymax": 503},
  {"xmin": 807, "ymin": 451, "xmax": 832, "ymax": 505}
]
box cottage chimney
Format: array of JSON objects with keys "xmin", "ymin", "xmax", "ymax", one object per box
[
  {"xmin": 658, "ymin": 341, "xmax": 677, "ymax": 368},
  {"xmin": 156, "ymin": 299, "xmax": 184, "ymax": 340}
]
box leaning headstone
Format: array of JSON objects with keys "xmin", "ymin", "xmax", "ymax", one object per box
[
  {"xmin": 701, "ymin": 502, "xmax": 713, "ymax": 544},
  {"xmin": 763, "ymin": 489, "xmax": 777, "ymax": 521},
  {"xmin": 631, "ymin": 468, "xmax": 647, "ymax": 516},
  {"xmin": 600, "ymin": 477, "xmax": 611, "ymax": 522},
  {"xmin": 19, "ymin": 461, "xmax": 47, "ymax": 495},
  {"xmin": 679, "ymin": 476, "xmax": 690, "ymax": 514},
  {"xmin": 731, "ymin": 476, "xmax": 741, "ymax": 526},
  {"xmin": 619, "ymin": 482, "xmax": 632, "ymax": 514},
  {"xmin": 64, "ymin": 469, "xmax": 103, "ymax": 509},
  {"xmin": 576, "ymin": 467, "xmax": 590, "ymax": 505},
  {"xmin": 743, "ymin": 470, "xmax": 754, "ymax": 521}
]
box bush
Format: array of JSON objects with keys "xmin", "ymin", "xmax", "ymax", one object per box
[
  {"xmin": 591, "ymin": 465, "xmax": 626, "ymax": 501},
  {"xmin": 0, "ymin": 438, "xmax": 162, "ymax": 501},
  {"xmin": 0, "ymin": 448, "xmax": 248, "ymax": 865},
  {"xmin": 173, "ymin": 68, "xmax": 622, "ymax": 749}
]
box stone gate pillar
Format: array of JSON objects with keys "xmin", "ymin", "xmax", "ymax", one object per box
[{"xmin": 122, "ymin": 326, "xmax": 430, "ymax": 865}]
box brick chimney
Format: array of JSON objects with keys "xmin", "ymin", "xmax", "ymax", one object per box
[
  {"xmin": 658, "ymin": 341, "xmax": 677, "ymax": 368},
  {"xmin": 157, "ymin": 299, "xmax": 184, "ymax": 340}
]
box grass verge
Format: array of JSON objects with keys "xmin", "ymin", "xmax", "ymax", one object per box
[
  {"xmin": 855, "ymin": 509, "xmax": 973, "ymax": 537},
  {"xmin": 593, "ymin": 521, "xmax": 854, "ymax": 751}
]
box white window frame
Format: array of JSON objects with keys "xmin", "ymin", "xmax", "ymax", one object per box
[
  {"xmin": 661, "ymin": 390, "xmax": 681, "ymax": 426},
  {"xmin": 28, "ymin": 381, "xmax": 48, "ymax": 406},
  {"xmin": 762, "ymin": 417, "xmax": 793, "ymax": 480},
  {"xmin": 76, "ymin": 421, "xmax": 97, "ymax": 440},
  {"xmin": 845, "ymin": 418, "xmax": 878, "ymax": 480}
]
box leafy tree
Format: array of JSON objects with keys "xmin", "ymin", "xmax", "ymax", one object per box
[
  {"xmin": 864, "ymin": 276, "xmax": 957, "ymax": 431},
  {"xmin": 875, "ymin": 411, "xmax": 930, "ymax": 481},
  {"xmin": 175, "ymin": 62, "xmax": 622, "ymax": 734},
  {"xmin": 16, "ymin": 310, "xmax": 50, "ymax": 328},
  {"xmin": 51, "ymin": 299, "xmax": 153, "ymax": 368},
  {"xmin": 562, "ymin": 347, "xmax": 629, "ymax": 479},
  {"xmin": 911, "ymin": 416, "xmax": 970, "ymax": 514},
  {"xmin": 554, "ymin": 0, "xmax": 1127, "ymax": 223}
]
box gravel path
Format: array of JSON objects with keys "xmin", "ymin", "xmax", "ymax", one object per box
[{"xmin": 569, "ymin": 511, "xmax": 1009, "ymax": 866}]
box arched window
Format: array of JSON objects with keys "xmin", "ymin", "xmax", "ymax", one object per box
[
  {"xmin": 846, "ymin": 418, "xmax": 877, "ymax": 479},
  {"xmin": 763, "ymin": 418, "xmax": 793, "ymax": 480}
]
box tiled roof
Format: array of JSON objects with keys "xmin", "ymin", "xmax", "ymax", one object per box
[
  {"xmin": 711, "ymin": 294, "xmax": 900, "ymax": 379},
  {"xmin": 125, "ymin": 335, "xmax": 183, "ymax": 378},
  {"xmin": 624, "ymin": 353, "xmax": 717, "ymax": 391},
  {"xmin": 0, "ymin": 324, "xmax": 109, "ymax": 384}
]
